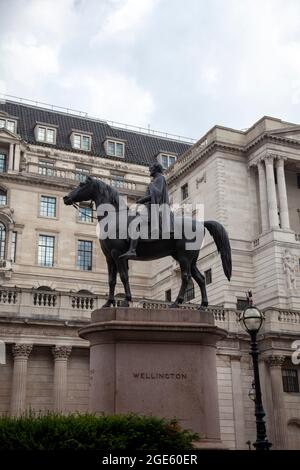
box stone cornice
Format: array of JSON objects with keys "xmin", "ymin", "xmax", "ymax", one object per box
[{"xmin": 167, "ymin": 141, "xmax": 244, "ymax": 185}]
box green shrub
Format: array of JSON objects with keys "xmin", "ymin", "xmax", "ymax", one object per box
[{"xmin": 0, "ymin": 413, "xmax": 198, "ymax": 451}]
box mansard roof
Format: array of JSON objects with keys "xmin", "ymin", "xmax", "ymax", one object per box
[{"xmin": 0, "ymin": 100, "xmax": 192, "ymax": 166}]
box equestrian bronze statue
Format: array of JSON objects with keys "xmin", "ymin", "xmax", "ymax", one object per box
[{"xmin": 63, "ymin": 164, "xmax": 232, "ymax": 309}]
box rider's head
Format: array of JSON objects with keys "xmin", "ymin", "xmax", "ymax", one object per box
[{"xmin": 149, "ymin": 161, "xmax": 163, "ymax": 177}]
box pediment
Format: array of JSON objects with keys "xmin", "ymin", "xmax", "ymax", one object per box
[
  {"xmin": 0, "ymin": 127, "xmax": 20, "ymax": 141},
  {"xmin": 268, "ymin": 125, "xmax": 300, "ymax": 142}
]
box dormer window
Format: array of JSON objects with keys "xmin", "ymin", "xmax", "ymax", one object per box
[
  {"xmin": 34, "ymin": 123, "xmax": 57, "ymax": 144},
  {"xmin": 104, "ymin": 138, "xmax": 125, "ymax": 158},
  {"xmin": 0, "ymin": 118, "xmax": 17, "ymax": 133},
  {"xmin": 71, "ymin": 131, "xmax": 92, "ymax": 151},
  {"xmin": 157, "ymin": 152, "xmax": 177, "ymax": 169}
]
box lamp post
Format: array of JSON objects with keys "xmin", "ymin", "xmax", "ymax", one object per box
[{"xmin": 239, "ymin": 303, "xmax": 272, "ymax": 450}]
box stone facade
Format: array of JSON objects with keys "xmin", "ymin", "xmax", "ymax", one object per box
[{"xmin": 0, "ymin": 100, "xmax": 300, "ymax": 449}]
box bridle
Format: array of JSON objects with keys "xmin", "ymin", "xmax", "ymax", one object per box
[{"xmin": 71, "ymin": 201, "xmax": 96, "ymax": 221}]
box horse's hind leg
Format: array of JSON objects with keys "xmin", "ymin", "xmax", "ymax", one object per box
[
  {"xmin": 171, "ymin": 256, "xmax": 191, "ymax": 308},
  {"xmin": 191, "ymin": 262, "xmax": 208, "ymax": 308}
]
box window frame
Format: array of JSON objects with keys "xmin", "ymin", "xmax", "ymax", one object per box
[
  {"xmin": 165, "ymin": 289, "xmax": 172, "ymax": 302},
  {"xmin": 71, "ymin": 132, "xmax": 92, "ymax": 151},
  {"xmin": 38, "ymin": 160, "xmax": 55, "ymax": 176},
  {"xmin": 158, "ymin": 153, "xmax": 177, "ymax": 169},
  {"xmin": 36, "ymin": 125, "xmax": 57, "ymax": 144},
  {"xmin": 0, "ymin": 118, "xmax": 17, "ymax": 133},
  {"xmin": 0, "ymin": 189, "xmax": 7, "ymax": 206},
  {"xmin": 181, "ymin": 183, "xmax": 189, "ymax": 201},
  {"xmin": 282, "ymin": 368, "xmax": 299, "ymax": 393},
  {"xmin": 111, "ymin": 174, "xmax": 125, "ymax": 188},
  {"xmin": 105, "ymin": 139, "xmax": 125, "ymax": 158},
  {"xmin": 78, "ymin": 204, "xmax": 93, "ymax": 224},
  {"xmin": 38, "ymin": 234, "xmax": 55, "ymax": 267},
  {"xmin": 0, "ymin": 153, "xmax": 7, "ymax": 173},
  {"xmin": 0, "ymin": 222, "xmax": 6, "ymax": 260},
  {"xmin": 11, "ymin": 231, "xmax": 17, "ymax": 263},
  {"xmin": 77, "ymin": 239, "xmax": 93, "ymax": 271},
  {"xmin": 205, "ymin": 268, "xmax": 212, "ymax": 285},
  {"xmin": 75, "ymin": 167, "xmax": 89, "ymax": 183},
  {"xmin": 39, "ymin": 195, "xmax": 57, "ymax": 218},
  {"xmin": 184, "ymin": 279, "xmax": 195, "ymax": 302}
]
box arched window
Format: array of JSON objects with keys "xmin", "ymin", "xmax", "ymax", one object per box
[
  {"xmin": 184, "ymin": 279, "xmax": 195, "ymax": 302},
  {"xmin": 0, "ymin": 222, "xmax": 6, "ymax": 260},
  {"xmin": 0, "ymin": 189, "xmax": 7, "ymax": 206}
]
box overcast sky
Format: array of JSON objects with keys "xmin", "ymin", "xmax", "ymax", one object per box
[{"xmin": 1, "ymin": 0, "xmax": 300, "ymax": 140}]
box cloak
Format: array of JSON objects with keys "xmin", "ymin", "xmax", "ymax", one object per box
[{"xmin": 145, "ymin": 174, "xmax": 174, "ymax": 235}]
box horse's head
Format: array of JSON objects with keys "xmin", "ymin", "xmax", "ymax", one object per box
[{"xmin": 63, "ymin": 175, "xmax": 95, "ymax": 206}]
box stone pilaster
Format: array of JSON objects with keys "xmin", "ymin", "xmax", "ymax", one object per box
[
  {"xmin": 230, "ymin": 355, "xmax": 246, "ymax": 449},
  {"xmin": 257, "ymin": 161, "xmax": 269, "ymax": 232},
  {"xmin": 264, "ymin": 155, "xmax": 279, "ymax": 229},
  {"xmin": 52, "ymin": 345, "xmax": 72, "ymax": 413},
  {"xmin": 275, "ymin": 157, "xmax": 290, "ymax": 230},
  {"xmin": 8, "ymin": 143, "xmax": 14, "ymax": 171},
  {"xmin": 266, "ymin": 355, "xmax": 287, "ymax": 449},
  {"xmin": 10, "ymin": 343, "xmax": 33, "ymax": 417},
  {"xmin": 14, "ymin": 144, "xmax": 21, "ymax": 172}
]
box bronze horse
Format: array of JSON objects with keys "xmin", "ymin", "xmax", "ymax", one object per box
[{"xmin": 64, "ymin": 176, "xmax": 232, "ymax": 308}]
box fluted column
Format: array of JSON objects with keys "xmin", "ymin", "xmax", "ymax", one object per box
[
  {"xmin": 264, "ymin": 156, "xmax": 279, "ymax": 229},
  {"xmin": 10, "ymin": 343, "xmax": 33, "ymax": 416},
  {"xmin": 52, "ymin": 345, "xmax": 72, "ymax": 413},
  {"xmin": 257, "ymin": 161, "xmax": 269, "ymax": 232},
  {"xmin": 276, "ymin": 158, "xmax": 290, "ymax": 230},
  {"xmin": 267, "ymin": 356, "xmax": 287, "ymax": 449}
]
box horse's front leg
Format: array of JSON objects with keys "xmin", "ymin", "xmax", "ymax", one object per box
[
  {"xmin": 101, "ymin": 259, "xmax": 117, "ymax": 308},
  {"xmin": 116, "ymin": 258, "xmax": 132, "ymax": 307}
]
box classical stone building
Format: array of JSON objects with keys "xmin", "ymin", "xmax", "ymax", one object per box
[{"xmin": 0, "ymin": 97, "xmax": 299, "ymax": 449}]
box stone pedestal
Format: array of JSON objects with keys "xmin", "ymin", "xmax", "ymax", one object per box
[{"xmin": 79, "ymin": 307, "xmax": 226, "ymax": 445}]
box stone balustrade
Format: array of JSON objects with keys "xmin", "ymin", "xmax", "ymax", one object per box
[
  {"xmin": 25, "ymin": 162, "xmax": 147, "ymax": 193},
  {"xmin": 1, "ymin": 289, "xmax": 300, "ymax": 335}
]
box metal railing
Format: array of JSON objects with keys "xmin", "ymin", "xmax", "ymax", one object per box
[{"xmin": 1, "ymin": 94, "xmax": 196, "ymax": 144}]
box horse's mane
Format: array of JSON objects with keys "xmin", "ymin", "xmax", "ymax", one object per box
[{"xmin": 94, "ymin": 178, "xmax": 123, "ymax": 209}]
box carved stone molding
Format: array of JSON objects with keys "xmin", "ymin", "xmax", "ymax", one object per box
[
  {"xmin": 12, "ymin": 343, "xmax": 33, "ymax": 359},
  {"xmin": 52, "ymin": 345, "xmax": 72, "ymax": 360},
  {"xmin": 266, "ymin": 355, "xmax": 286, "ymax": 368}
]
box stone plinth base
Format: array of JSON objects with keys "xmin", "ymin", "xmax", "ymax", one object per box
[{"xmin": 79, "ymin": 307, "xmax": 226, "ymax": 440}]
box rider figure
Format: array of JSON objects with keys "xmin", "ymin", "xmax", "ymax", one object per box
[{"xmin": 120, "ymin": 161, "xmax": 173, "ymax": 260}]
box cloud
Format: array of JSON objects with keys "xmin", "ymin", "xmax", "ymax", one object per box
[
  {"xmin": 90, "ymin": 0, "xmax": 158, "ymax": 45},
  {"xmin": 58, "ymin": 70, "xmax": 154, "ymax": 125},
  {"xmin": 1, "ymin": 0, "xmax": 300, "ymax": 137}
]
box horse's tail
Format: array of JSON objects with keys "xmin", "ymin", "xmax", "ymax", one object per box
[{"xmin": 204, "ymin": 221, "xmax": 232, "ymax": 281}]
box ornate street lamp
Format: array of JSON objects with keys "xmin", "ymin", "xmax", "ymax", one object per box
[{"xmin": 239, "ymin": 302, "xmax": 272, "ymax": 451}]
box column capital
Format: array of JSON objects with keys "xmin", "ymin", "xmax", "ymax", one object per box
[
  {"xmin": 52, "ymin": 345, "xmax": 72, "ymax": 360},
  {"xmin": 12, "ymin": 343, "xmax": 33, "ymax": 359},
  {"xmin": 275, "ymin": 156, "xmax": 287, "ymax": 168},
  {"xmin": 263, "ymin": 153, "xmax": 276, "ymax": 164},
  {"xmin": 265, "ymin": 355, "xmax": 286, "ymax": 368}
]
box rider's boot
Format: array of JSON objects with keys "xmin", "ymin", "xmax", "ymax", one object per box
[{"xmin": 119, "ymin": 239, "xmax": 138, "ymax": 260}]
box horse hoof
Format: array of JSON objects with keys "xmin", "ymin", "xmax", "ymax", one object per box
[
  {"xmin": 101, "ymin": 300, "xmax": 115, "ymax": 308},
  {"xmin": 198, "ymin": 301, "xmax": 208, "ymax": 310},
  {"xmin": 169, "ymin": 303, "xmax": 179, "ymax": 309},
  {"xmin": 120, "ymin": 300, "xmax": 130, "ymax": 307}
]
